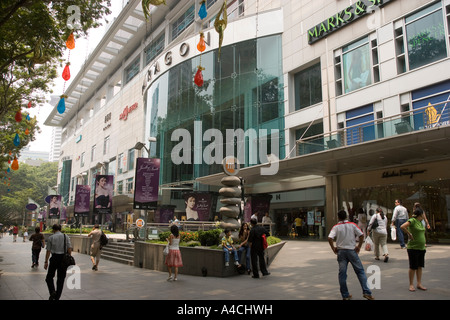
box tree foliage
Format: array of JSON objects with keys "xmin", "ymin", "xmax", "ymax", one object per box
[
  {"xmin": 0, "ymin": 0, "xmax": 111, "ymax": 171},
  {"xmin": 0, "ymin": 161, "xmax": 58, "ymax": 225}
]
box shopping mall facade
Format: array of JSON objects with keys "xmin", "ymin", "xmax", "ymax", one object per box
[{"xmin": 46, "ymin": 0, "xmax": 450, "ymax": 237}]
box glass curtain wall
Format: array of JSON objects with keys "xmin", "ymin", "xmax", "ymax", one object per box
[{"xmin": 145, "ymin": 35, "xmax": 285, "ymax": 185}]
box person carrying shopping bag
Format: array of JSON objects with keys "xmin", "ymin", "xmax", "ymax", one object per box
[{"xmin": 368, "ymin": 208, "xmax": 389, "ymax": 262}]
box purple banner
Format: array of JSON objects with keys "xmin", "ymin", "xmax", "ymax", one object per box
[
  {"xmin": 183, "ymin": 192, "xmax": 212, "ymax": 221},
  {"xmin": 244, "ymin": 195, "xmax": 271, "ymax": 222},
  {"xmin": 134, "ymin": 158, "xmax": 160, "ymax": 209},
  {"xmin": 48, "ymin": 195, "xmax": 61, "ymax": 218},
  {"xmin": 94, "ymin": 175, "xmax": 114, "ymax": 214},
  {"xmin": 74, "ymin": 185, "xmax": 91, "ymax": 217}
]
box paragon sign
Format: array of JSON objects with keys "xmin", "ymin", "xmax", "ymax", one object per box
[{"xmin": 307, "ymin": 0, "xmax": 394, "ymax": 45}]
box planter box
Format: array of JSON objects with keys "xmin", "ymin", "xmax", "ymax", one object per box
[{"xmin": 134, "ymin": 241, "xmax": 286, "ymax": 277}]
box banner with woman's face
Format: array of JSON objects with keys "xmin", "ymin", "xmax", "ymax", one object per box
[
  {"xmin": 47, "ymin": 195, "xmax": 61, "ymax": 218},
  {"xmin": 94, "ymin": 175, "xmax": 113, "ymax": 214}
]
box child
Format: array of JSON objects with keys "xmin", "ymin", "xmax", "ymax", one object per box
[
  {"xmin": 222, "ymin": 229, "xmax": 241, "ymax": 267},
  {"xmin": 165, "ymin": 225, "xmax": 183, "ymax": 281}
]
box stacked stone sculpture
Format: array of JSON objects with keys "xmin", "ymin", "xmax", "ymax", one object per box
[{"xmin": 219, "ymin": 176, "xmax": 241, "ymax": 239}]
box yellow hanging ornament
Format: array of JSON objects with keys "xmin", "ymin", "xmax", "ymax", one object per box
[
  {"xmin": 214, "ymin": 1, "xmax": 228, "ymax": 61},
  {"xmin": 142, "ymin": 0, "xmax": 167, "ymax": 20}
]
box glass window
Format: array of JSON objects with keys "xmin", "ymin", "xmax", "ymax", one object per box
[
  {"xmin": 128, "ymin": 149, "xmax": 135, "ymax": 171},
  {"xmin": 103, "ymin": 136, "xmax": 110, "ymax": 155},
  {"xmin": 345, "ymin": 104, "xmax": 375, "ymax": 145},
  {"xmin": 406, "ymin": 2, "xmax": 446, "ymax": 70},
  {"xmin": 171, "ymin": 5, "xmax": 195, "ymax": 41},
  {"xmin": 145, "ymin": 33, "xmax": 165, "ymax": 66},
  {"xmin": 343, "ymin": 38, "xmax": 372, "ymax": 94},
  {"xmin": 145, "ymin": 35, "xmax": 285, "ymax": 185},
  {"xmin": 125, "ymin": 57, "xmax": 140, "ymax": 84},
  {"xmin": 91, "ymin": 145, "xmax": 96, "ymax": 162},
  {"xmin": 294, "ymin": 62, "xmax": 322, "ymax": 110}
]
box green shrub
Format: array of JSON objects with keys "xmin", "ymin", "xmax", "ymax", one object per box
[{"xmin": 198, "ymin": 229, "xmax": 223, "ymax": 246}]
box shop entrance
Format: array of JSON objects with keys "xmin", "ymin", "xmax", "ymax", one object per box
[{"xmin": 274, "ymin": 206, "xmax": 325, "ymax": 239}]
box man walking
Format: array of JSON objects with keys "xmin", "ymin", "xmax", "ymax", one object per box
[
  {"xmin": 328, "ymin": 210, "xmax": 374, "ymax": 300},
  {"xmin": 391, "ymin": 199, "xmax": 409, "ymax": 248},
  {"xmin": 248, "ymin": 218, "xmax": 270, "ymax": 278},
  {"xmin": 44, "ymin": 224, "xmax": 72, "ymax": 300}
]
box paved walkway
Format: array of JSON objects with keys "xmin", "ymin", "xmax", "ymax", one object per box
[{"xmin": 1, "ymin": 233, "xmax": 450, "ymax": 301}]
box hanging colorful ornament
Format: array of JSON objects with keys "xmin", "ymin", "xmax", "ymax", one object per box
[
  {"xmin": 13, "ymin": 133, "xmax": 20, "ymax": 146},
  {"xmin": 26, "ymin": 114, "xmax": 31, "ymax": 121},
  {"xmin": 198, "ymin": 0, "xmax": 207, "ymax": 20},
  {"xmin": 25, "ymin": 128, "xmax": 30, "ymax": 135},
  {"xmin": 66, "ymin": 32, "xmax": 75, "ymax": 50},
  {"xmin": 11, "ymin": 157, "xmax": 19, "ymax": 171},
  {"xmin": 197, "ymin": 32, "xmax": 206, "ymax": 52},
  {"xmin": 142, "ymin": 0, "xmax": 167, "ymax": 20},
  {"xmin": 15, "ymin": 110, "xmax": 22, "ymax": 122},
  {"xmin": 214, "ymin": 1, "xmax": 228, "ymax": 61},
  {"xmin": 27, "ymin": 101, "xmax": 32, "ymax": 108},
  {"xmin": 62, "ymin": 62, "xmax": 71, "ymax": 81},
  {"xmin": 57, "ymin": 95, "xmax": 67, "ymax": 114},
  {"xmin": 194, "ymin": 66, "xmax": 205, "ymax": 87}
]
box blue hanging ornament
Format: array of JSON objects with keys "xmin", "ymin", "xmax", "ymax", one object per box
[
  {"xmin": 57, "ymin": 95, "xmax": 67, "ymax": 114},
  {"xmin": 13, "ymin": 133, "xmax": 20, "ymax": 146},
  {"xmin": 26, "ymin": 114, "xmax": 31, "ymax": 121},
  {"xmin": 198, "ymin": 1, "xmax": 207, "ymax": 20}
]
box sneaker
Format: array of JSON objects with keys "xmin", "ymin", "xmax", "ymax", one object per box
[
  {"xmin": 167, "ymin": 276, "xmax": 173, "ymax": 281},
  {"xmin": 363, "ymin": 294, "xmax": 375, "ymax": 300},
  {"xmin": 343, "ymin": 295, "xmax": 352, "ymax": 300},
  {"xmin": 384, "ymin": 255, "xmax": 389, "ymax": 263},
  {"xmin": 225, "ymin": 262, "xmax": 229, "ymax": 267}
]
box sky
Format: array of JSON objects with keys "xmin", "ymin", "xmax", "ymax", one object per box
[{"xmin": 27, "ymin": 1, "xmax": 126, "ymax": 152}]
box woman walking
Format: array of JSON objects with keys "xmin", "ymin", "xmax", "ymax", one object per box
[
  {"xmin": 401, "ymin": 208, "xmax": 427, "ymax": 292},
  {"xmin": 368, "ymin": 207, "xmax": 389, "ymax": 262},
  {"xmin": 29, "ymin": 227, "xmax": 45, "ymax": 268},
  {"xmin": 165, "ymin": 225, "xmax": 183, "ymax": 281}
]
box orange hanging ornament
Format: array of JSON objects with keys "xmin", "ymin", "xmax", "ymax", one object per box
[
  {"xmin": 194, "ymin": 66, "xmax": 205, "ymax": 87},
  {"xmin": 197, "ymin": 33, "xmax": 206, "ymax": 52},
  {"xmin": 25, "ymin": 128, "xmax": 30, "ymax": 135},
  {"xmin": 62, "ymin": 63, "xmax": 71, "ymax": 81},
  {"xmin": 11, "ymin": 157, "xmax": 19, "ymax": 171},
  {"xmin": 66, "ymin": 32, "xmax": 75, "ymax": 50}
]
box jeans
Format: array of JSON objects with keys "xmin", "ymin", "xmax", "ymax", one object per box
[
  {"xmin": 337, "ymin": 249, "xmax": 372, "ymax": 299},
  {"xmin": 223, "ymin": 246, "xmax": 239, "ymax": 263},
  {"xmin": 395, "ymin": 219, "xmax": 408, "ymax": 248},
  {"xmin": 238, "ymin": 245, "xmax": 251, "ymax": 270}
]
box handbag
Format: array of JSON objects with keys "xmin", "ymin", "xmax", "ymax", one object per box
[
  {"xmin": 370, "ymin": 215, "xmax": 379, "ymax": 231},
  {"xmin": 61, "ymin": 234, "xmax": 76, "ymax": 269}
]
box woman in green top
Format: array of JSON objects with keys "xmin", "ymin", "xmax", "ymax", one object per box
[{"xmin": 401, "ymin": 208, "xmax": 427, "ymax": 292}]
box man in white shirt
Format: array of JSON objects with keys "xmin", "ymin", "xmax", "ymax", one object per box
[
  {"xmin": 44, "ymin": 224, "xmax": 72, "ymax": 300},
  {"xmin": 391, "ymin": 199, "xmax": 409, "ymax": 248},
  {"xmin": 328, "ymin": 210, "xmax": 374, "ymax": 300}
]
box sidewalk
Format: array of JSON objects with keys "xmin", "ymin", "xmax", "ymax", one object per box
[{"xmin": 1, "ymin": 233, "xmax": 450, "ymax": 300}]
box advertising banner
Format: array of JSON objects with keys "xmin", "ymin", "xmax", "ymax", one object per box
[
  {"xmin": 47, "ymin": 195, "xmax": 61, "ymax": 218},
  {"xmin": 94, "ymin": 175, "xmax": 114, "ymax": 214},
  {"xmin": 134, "ymin": 158, "xmax": 160, "ymax": 209},
  {"xmin": 183, "ymin": 192, "xmax": 212, "ymax": 221},
  {"xmin": 74, "ymin": 185, "xmax": 91, "ymax": 217}
]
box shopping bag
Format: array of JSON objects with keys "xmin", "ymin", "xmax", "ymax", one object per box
[
  {"xmin": 364, "ymin": 237, "xmax": 374, "ymax": 251},
  {"xmin": 391, "ymin": 226, "xmax": 397, "ymax": 241}
]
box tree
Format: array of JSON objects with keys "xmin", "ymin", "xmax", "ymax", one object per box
[
  {"xmin": 0, "ymin": 161, "xmax": 58, "ymax": 225},
  {"xmin": 0, "ymin": 1, "xmax": 111, "ymax": 171}
]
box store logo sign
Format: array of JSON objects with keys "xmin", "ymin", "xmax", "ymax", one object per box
[
  {"xmin": 119, "ymin": 102, "xmax": 138, "ymax": 121},
  {"xmin": 307, "ymin": 0, "xmax": 394, "ymax": 45}
]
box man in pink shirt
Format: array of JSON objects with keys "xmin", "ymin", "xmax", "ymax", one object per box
[{"xmin": 328, "ymin": 210, "xmax": 375, "ymax": 300}]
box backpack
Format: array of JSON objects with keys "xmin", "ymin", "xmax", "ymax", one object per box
[
  {"xmin": 100, "ymin": 231, "xmax": 108, "ymax": 248},
  {"xmin": 262, "ymin": 233, "xmax": 268, "ymax": 250}
]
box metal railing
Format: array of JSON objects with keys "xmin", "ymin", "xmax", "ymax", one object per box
[{"xmin": 297, "ymin": 100, "xmax": 450, "ymax": 156}]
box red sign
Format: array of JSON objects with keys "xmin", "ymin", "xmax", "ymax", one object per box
[{"xmin": 119, "ymin": 102, "xmax": 138, "ymax": 121}]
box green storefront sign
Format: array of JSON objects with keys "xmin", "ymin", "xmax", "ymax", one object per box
[{"xmin": 307, "ymin": 0, "xmax": 395, "ymax": 45}]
